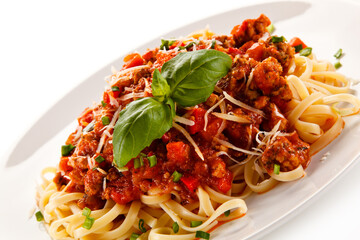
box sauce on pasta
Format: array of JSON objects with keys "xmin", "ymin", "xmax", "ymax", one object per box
[{"xmin": 36, "ymin": 14, "xmax": 360, "ymax": 240}]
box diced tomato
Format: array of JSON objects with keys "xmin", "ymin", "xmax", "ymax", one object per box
[
  {"xmin": 188, "ymin": 108, "xmax": 207, "ymax": 134},
  {"xmin": 246, "ymin": 42, "xmax": 264, "ymax": 61},
  {"xmin": 289, "ymin": 37, "xmax": 307, "ymax": 51},
  {"xmin": 122, "ymin": 53, "xmax": 144, "ymax": 69},
  {"xmin": 103, "ymin": 91, "xmax": 110, "ymax": 104},
  {"xmin": 59, "ymin": 157, "xmax": 73, "ymax": 172},
  {"xmin": 161, "ymin": 132, "xmax": 171, "ymax": 143},
  {"xmin": 112, "ymin": 88, "xmax": 120, "ymax": 99},
  {"xmin": 199, "ymin": 118, "xmax": 222, "ymax": 142},
  {"xmin": 77, "ymin": 107, "xmax": 94, "ymax": 127},
  {"xmin": 212, "ymin": 170, "xmax": 233, "ymax": 193},
  {"xmin": 231, "ymin": 20, "xmax": 248, "ymax": 38},
  {"xmin": 166, "ymin": 142, "xmax": 190, "ymax": 165},
  {"xmin": 110, "ymin": 187, "xmax": 140, "ymax": 205},
  {"xmin": 142, "ymin": 50, "xmax": 155, "ymax": 61},
  {"xmin": 181, "ymin": 175, "xmax": 200, "ymax": 192},
  {"xmin": 228, "ymin": 47, "xmax": 242, "ymax": 56}
]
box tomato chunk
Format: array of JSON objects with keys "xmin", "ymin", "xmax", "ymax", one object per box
[
  {"xmin": 289, "ymin": 37, "xmax": 307, "ymax": 52},
  {"xmin": 59, "ymin": 157, "xmax": 73, "ymax": 172},
  {"xmin": 122, "ymin": 53, "xmax": 144, "ymax": 69},
  {"xmin": 166, "ymin": 142, "xmax": 190, "ymax": 165},
  {"xmin": 181, "ymin": 175, "xmax": 200, "ymax": 192},
  {"xmin": 246, "ymin": 42, "xmax": 264, "ymax": 61},
  {"xmin": 212, "ymin": 170, "xmax": 233, "ymax": 193},
  {"xmin": 189, "ymin": 108, "xmax": 207, "ymax": 134}
]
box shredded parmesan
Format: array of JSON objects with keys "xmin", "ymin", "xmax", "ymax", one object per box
[
  {"xmin": 108, "ymin": 93, "xmax": 119, "ymax": 108},
  {"xmin": 96, "ymin": 167, "xmax": 107, "ymax": 175},
  {"xmin": 253, "ymin": 159, "xmax": 265, "ymax": 179},
  {"xmin": 215, "ymin": 99, "xmax": 227, "ymax": 138},
  {"xmin": 116, "ymin": 65, "xmax": 149, "ymax": 78},
  {"xmin": 174, "ymin": 115, "xmax": 195, "ymax": 126},
  {"xmin": 96, "ymin": 105, "xmax": 122, "ymax": 153},
  {"xmin": 223, "ymin": 91, "xmax": 264, "ymax": 117},
  {"xmin": 87, "ymin": 155, "xmax": 94, "ymax": 169},
  {"xmin": 103, "ymin": 177, "xmax": 107, "ymax": 190},
  {"xmin": 204, "ymin": 98, "xmax": 224, "ymax": 131},
  {"xmin": 214, "ymin": 137, "xmax": 261, "ymax": 156},
  {"xmin": 73, "ymin": 125, "xmax": 83, "ymax": 143},
  {"xmin": 172, "ymin": 122, "xmax": 204, "ymax": 160},
  {"xmin": 118, "ymin": 92, "xmax": 146, "ymax": 101},
  {"xmin": 212, "ymin": 112, "xmax": 251, "ymax": 123}
]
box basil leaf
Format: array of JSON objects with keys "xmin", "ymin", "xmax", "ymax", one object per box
[
  {"xmin": 152, "ymin": 68, "xmax": 171, "ymax": 102},
  {"xmin": 113, "ymin": 97, "xmax": 173, "ymax": 167},
  {"xmin": 161, "ymin": 49, "xmax": 232, "ymax": 107},
  {"xmin": 165, "ymin": 97, "xmax": 176, "ymax": 119}
]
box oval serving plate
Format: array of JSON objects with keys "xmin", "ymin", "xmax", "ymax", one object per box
[{"xmin": 1, "ymin": 0, "xmax": 360, "ymax": 239}]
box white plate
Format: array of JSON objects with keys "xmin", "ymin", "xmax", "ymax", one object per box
[{"xmin": 1, "ymin": 0, "xmax": 360, "ymax": 239}]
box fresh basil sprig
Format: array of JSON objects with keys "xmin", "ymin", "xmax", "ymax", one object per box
[{"xmin": 113, "ymin": 49, "xmax": 232, "ymax": 167}]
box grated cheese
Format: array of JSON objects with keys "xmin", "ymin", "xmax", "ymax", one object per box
[
  {"xmin": 172, "ymin": 122, "xmax": 204, "ymax": 160},
  {"xmin": 118, "ymin": 92, "xmax": 146, "ymax": 101},
  {"xmin": 96, "ymin": 105, "xmax": 122, "ymax": 153},
  {"xmin": 103, "ymin": 177, "xmax": 106, "ymax": 190},
  {"xmin": 223, "ymin": 91, "xmax": 264, "ymax": 117},
  {"xmin": 96, "ymin": 167, "xmax": 107, "ymax": 175},
  {"xmin": 204, "ymin": 98, "xmax": 224, "ymax": 131},
  {"xmin": 214, "ymin": 137, "xmax": 261, "ymax": 156},
  {"xmin": 212, "ymin": 112, "xmax": 251, "ymax": 123},
  {"xmin": 174, "ymin": 115, "xmax": 195, "ymax": 126},
  {"xmin": 215, "ymin": 99, "xmax": 227, "ymax": 138}
]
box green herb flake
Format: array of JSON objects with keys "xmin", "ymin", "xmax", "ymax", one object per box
[
  {"xmin": 190, "ymin": 220, "xmax": 202, "ymax": 227},
  {"xmin": 334, "ymin": 61, "xmax": 342, "ymax": 69},
  {"xmin": 61, "ymin": 144, "xmax": 76, "ymax": 156},
  {"xmin": 299, "ymin": 47, "xmax": 312, "ymax": 57},
  {"xmin": 334, "ymin": 48, "xmax": 343, "ymax": 59},
  {"xmin": 82, "ymin": 216, "xmax": 95, "ymax": 230},
  {"xmin": 173, "ymin": 222, "xmax": 179, "ymax": 233},
  {"xmin": 195, "ymin": 231, "xmax": 210, "ymax": 240},
  {"xmin": 111, "ymin": 86, "xmax": 120, "ymax": 92},
  {"xmin": 271, "ymin": 36, "xmax": 285, "ymax": 43},
  {"xmin": 274, "ymin": 163, "xmax": 280, "ymax": 175},
  {"xmin": 82, "ymin": 207, "xmax": 91, "ymax": 217},
  {"xmin": 160, "ymin": 39, "xmax": 176, "ymax": 50},
  {"xmin": 266, "ymin": 23, "xmax": 275, "ymax": 34},
  {"xmin": 35, "ymin": 211, "xmax": 44, "ymax": 222},
  {"xmin": 101, "ymin": 116, "xmax": 110, "ymax": 126},
  {"xmin": 224, "ymin": 210, "xmax": 231, "ymax": 217},
  {"xmin": 210, "ymin": 39, "xmax": 216, "ymax": 49},
  {"xmin": 178, "ymin": 41, "xmax": 195, "ymax": 50},
  {"xmin": 172, "ymin": 170, "xmax": 182, "ymax": 183},
  {"xmin": 130, "ymin": 233, "xmax": 140, "ymax": 240},
  {"xmin": 294, "ymin": 44, "xmax": 303, "ymax": 53},
  {"xmin": 148, "ymin": 155, "xmax": 157, "ymax": 167},
  {"xmin": 95, "ymin": 155, "xmax": 105, "ymax": 163},
  {"xmin": 138, "ymin": 219, "xmax": 146, "ymax": 233},
  {"xmin": 101, "ymin": 100, "xmax": 107, "ymax": 107}
]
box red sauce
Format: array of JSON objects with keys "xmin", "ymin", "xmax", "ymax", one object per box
[{"xmin": 54, "ymin": 15, "xmax": 311, "ymax": 210}]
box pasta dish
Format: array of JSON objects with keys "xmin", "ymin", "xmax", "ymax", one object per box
[{"xmin": 35, "ymin": 14, "xmax": 360, "ymax": 240}]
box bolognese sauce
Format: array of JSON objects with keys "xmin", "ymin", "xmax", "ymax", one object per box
[{"xmin": 53, "ymin": 14, "xmax": 310, "ymax": 211}]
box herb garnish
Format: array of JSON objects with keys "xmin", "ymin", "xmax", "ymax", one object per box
[{"xmin": 113, "ymin": 49, "xmax": 232, "ymax": 167}]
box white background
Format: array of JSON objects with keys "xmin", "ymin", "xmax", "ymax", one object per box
[{"xmin": 1, "ymin": 0, "xmax": 360, "ymax": 239}]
